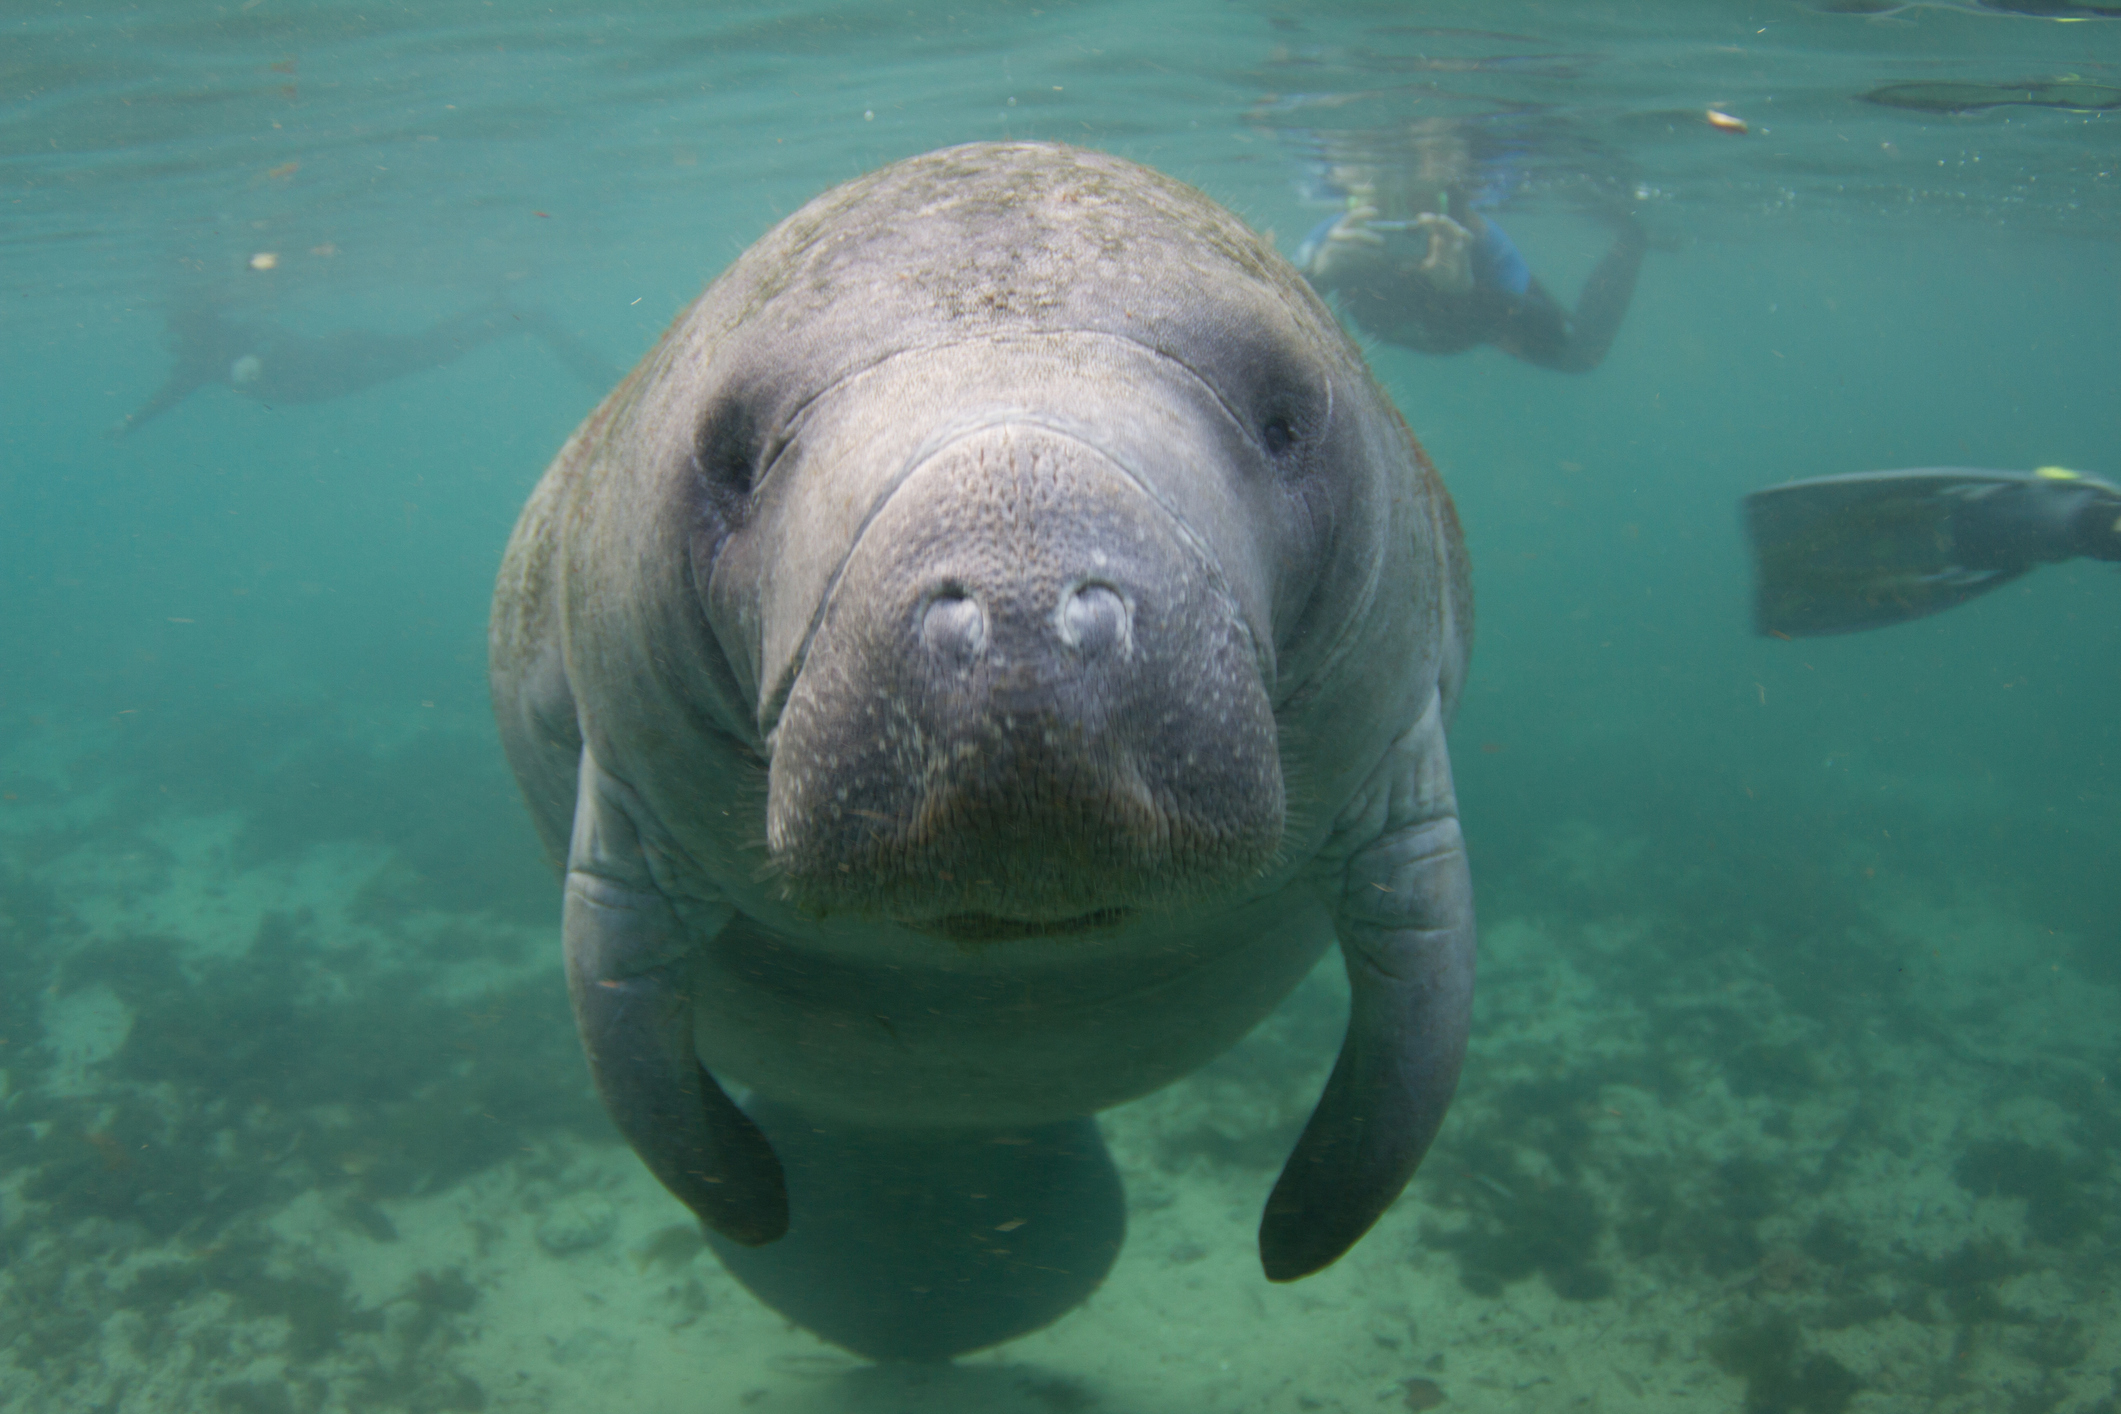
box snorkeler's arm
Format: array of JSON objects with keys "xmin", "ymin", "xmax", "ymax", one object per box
[
  {"xmin": 108, "ymin": 371, "xmax": 211, "ymax": 439},
  {"xmin": 107, "ymin": 304, "xmax": 247, "ymax": 438},
  {"xmin": 1492, "ymin": 213, "xmax": 1646, "ymax": 373}
]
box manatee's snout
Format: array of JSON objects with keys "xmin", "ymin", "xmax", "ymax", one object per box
[{"xmin": 766, "ymin": 423, "xmax": 1283, "ymax": 936}]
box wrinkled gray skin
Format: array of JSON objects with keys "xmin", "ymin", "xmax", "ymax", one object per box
[{"xmin": 491, "ymin": 141, "xmax": 1474, "ymax": 1283}]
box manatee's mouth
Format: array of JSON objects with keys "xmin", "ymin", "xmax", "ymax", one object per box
[{"xmin": 910, "ymin": 907, "xmax": 1137, "ymax": 945}]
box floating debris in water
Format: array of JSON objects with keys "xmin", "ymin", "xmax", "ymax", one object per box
[{"xmin": 1705, "ymin": 108, "xmax": 1749, "ymax": 132}]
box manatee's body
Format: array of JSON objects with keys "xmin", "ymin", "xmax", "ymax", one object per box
[{"xmin": 490, "ymin": 141, "xmax": 1475, "ymax": 1360}]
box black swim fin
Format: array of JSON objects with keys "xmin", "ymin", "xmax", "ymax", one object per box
[{"xmin": 1742, "ymin": 466, "xmax": 2121, "ymax": 637}]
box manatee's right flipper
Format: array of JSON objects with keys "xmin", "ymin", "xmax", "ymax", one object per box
[
  {"xmin": 564, "ymin": 749, "xmax": 787, "ymax": 1245},
  {"xmin": 1261, "ymin": 693, "xmax": 1475, "ymax": 1281},
  {"xmin": 708, "ymin": 1099, "xmax": 1125, "ymax": 1363}
]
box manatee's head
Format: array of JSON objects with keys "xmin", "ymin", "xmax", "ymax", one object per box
[{"xmin": 653, "ymin": 143, "xmax": 1414, "ymax": 940}]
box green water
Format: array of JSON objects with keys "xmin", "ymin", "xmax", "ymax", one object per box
[{"xmin": 3, "ymin": 3, "xmax": 2119, "ymax": 1411}]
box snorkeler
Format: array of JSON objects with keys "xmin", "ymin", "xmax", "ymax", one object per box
[
  {"xmin": 1295, "ymin": 130, "xmax": 1647, "ymax": 373},
  {"xmin": 1742, "ymin": 466, "xmax": 2121, "ymax": 637},
  {"xmin": 111, "ymin": 297, "xmax": 620, "ymax": 438}
]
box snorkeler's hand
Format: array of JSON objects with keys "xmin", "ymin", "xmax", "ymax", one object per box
[
  {"xmin": 1412, "ymin": 212, "xmax": 1474, "ymax": 296},
  {"xmin": 1305, "ymin": 203, "xmax": 1388, "ymax": 281}
]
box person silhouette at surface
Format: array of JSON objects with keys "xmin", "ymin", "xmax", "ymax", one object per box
[
  {"xmin": 1296, "ymin": 124, "xmax": 1646, "ymax": 373},
  {"xmin": 110, "ymin": 296, "xmax": 620, "ymax": 438}
]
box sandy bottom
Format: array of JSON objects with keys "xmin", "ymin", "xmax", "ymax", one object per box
[{"xmin": 2, "ymin": 727, "xmax": 2117, "ymax": 1414}]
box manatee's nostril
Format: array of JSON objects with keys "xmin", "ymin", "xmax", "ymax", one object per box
[
  {"xmin": 1058, "ymin": 582, "xmax": 1131, "ymax": 657},
  {"xmin": 920, "ymin": 590, "xmax": 987, "ymax": 664}
]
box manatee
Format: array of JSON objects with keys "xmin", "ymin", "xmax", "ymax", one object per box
[{"xmin": 490, "ymin": 140, "xmax": 1475, "ymax": 1360}]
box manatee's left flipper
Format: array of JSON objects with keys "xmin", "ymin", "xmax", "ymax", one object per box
[
  {"xmin": 564, "ymin": 748, "xmax": 788, "ymax": 1245},
  {"xmin": 1261, "ymin": 692, "xmax": 1475, "ymax": 1281}
]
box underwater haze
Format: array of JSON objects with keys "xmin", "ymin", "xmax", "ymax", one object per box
[{"xmin": 5, "ymin": 1, "xmax": 2121, "ymax": 1410}]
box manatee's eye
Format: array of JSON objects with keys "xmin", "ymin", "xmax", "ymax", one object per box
[
  {"xmin": 1260, "ymin": 414, "xmax": 1298, "ymax": 458},
  {"xmin": 694, "ymin": 398, "xmax": 764, "ymax": 500},
  {"xmin": 691, "ymin": 396, "xmax": 769, "ymax": 548}
]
